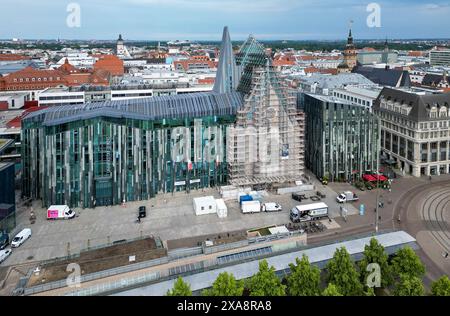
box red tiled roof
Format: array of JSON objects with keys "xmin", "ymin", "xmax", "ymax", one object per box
[
  {"xmin": 304, "ymin": 67, "xmax": 320, "ymax": 74},
  {"xmin": 94, "ymin": 55, "xmax": 124, "ymax": 76},
  {"xmin": 0, "ymin": 54, "xmax": 30, "ymax": 61},
  {"xmin": 0, "ymin": 101, "xmax": 8, "ymax": 111}
]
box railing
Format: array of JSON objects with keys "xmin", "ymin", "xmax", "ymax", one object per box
[
  {"xmin": 23, "ymin": 256, "xmax": 169, "ymax": 296},
  {"xmin": 20, "ymin": 230, "xmax": 306, "ymax": 296},
  {"xmin": 168, "ymin": 246, "xmax": 203, "ymax": 260}
]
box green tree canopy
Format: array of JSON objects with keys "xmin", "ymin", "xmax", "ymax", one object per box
[
  {"xmin": 393, "ymin": 274, "xmax": 425, "ymax": 296},
  {"xmin": 326, "ymin": 247, "xmax": 363, "ymax": 296},
  {"xmin": 431, "ymin": 275, "xmax": 450, "ymax": 296},
  {"xmin": 391, "ymin": 247, "xmax": 425, "ymax": 279},
  {"xmin": 358, "ymin": 238, "xmax": 394, "ymax": 288},
  {"xmin": 166, "ymin": 277, "xmax": 192, "ymax": 296},
  {"xmin": 322, "ymin": 283, "xmax": 343, "ymax": 296},
  {"xmin": 247, "ymin": 260, "xmax": 286, "ymax": 296},
  {"xmin": 202, "ymin": 272, "xmax": 244, "ymax": 296},
  {"xmin": 287, "ymin": 255, "xmax": 321, "ymax": 296}
]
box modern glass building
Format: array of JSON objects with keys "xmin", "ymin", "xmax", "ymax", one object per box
[
  {"xmin": 300, "ymin": 93, "xmax": 380, "ymax": 182},
  {"xmin": 22, "ymin": 92, "xmax": 243, "ymax": 208},
  {"xmin": 21, "ymin": 27, "xmax": 306, "ymax": 208}
]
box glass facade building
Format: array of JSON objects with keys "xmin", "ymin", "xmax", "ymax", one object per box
[
  {"xmin": 300, "ymin": 93, "xmax": 380, "ymax": 181},
  {"xmin": 21, "ymin": 28, "xmax": 307, "ymax": 208},
  {"xmin": 22, "ymin": 92, "xmax": 243, "ymax": 208}
]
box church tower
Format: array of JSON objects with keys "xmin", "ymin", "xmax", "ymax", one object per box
[
  {"xmin": 116, "ymin": 34, "xmax": 125, "ymax": 56},
  {"xmin": 338, "ymin": 23, "xmax": 358, "ymax": 73}
]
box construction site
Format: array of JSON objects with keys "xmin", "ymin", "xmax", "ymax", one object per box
[{"xmin": 227, "ymin": 36, "xmax": 305, "ymax": 187}]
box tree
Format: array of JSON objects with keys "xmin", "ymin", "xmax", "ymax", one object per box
[
  {"xmin": 247, "ymin": 260, "xmax": 286, "ymax": 296},
  {"xmin": 358, "ymin": 238, "xmax": 394, "ymax": 288},
  {"xmin": 202, "ymin": 272, "xmax": 244, "ymax": 296},
  {"xmin": 322, "ymin": 283, "xmax": 343, "ymax": 296},
  {"xmin": 287, "ymin": 255, "xmax": 321, "ymax": 296},
  {"xmin": 393, "ymin": 274, "xmax": 425, "ymax": 296},
  {"xmin": 166, "ymin": 277, "xmax": 192, "ymax": 296},
  {"xmin": 391, "ymin": 247, "xmax": 425, "ymax": 279},
  {"xmin": 431, "ymin": 275, "xmax": 450, "ymax": 296},
  {"xmin": 326, "ymin": 247, "xmax": 363, "ymax": 296}
]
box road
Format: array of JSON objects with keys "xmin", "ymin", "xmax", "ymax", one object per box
[{"xmin": 393, "ymin": 178, "xmax": 450, "ymax": 286}]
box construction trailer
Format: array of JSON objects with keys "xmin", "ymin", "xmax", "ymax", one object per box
[{"xmin": 193, "ymin": 196, "xmax": 217, "ymax": 216}]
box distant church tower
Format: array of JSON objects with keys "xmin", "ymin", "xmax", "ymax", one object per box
[
  {"xmin": 338, "ymin": 22, "xmax": 358, "ymax": 73},
  {"xmin": 116, "ymin": 34, "xmax": 125, "ymax": 56}
]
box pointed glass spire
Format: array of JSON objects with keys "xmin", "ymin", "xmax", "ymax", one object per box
[{"xmin": 213, "ymin": 26, "xmax": 238, "ymax": 94}]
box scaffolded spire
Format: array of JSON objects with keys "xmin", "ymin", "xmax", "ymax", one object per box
[{"xmin": 213, "ymin": 26, "xmax": 238, "ymax": 94}]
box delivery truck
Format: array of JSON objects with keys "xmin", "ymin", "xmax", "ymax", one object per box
[
  {"xmin": 241, "ymin": 201, "xmax": 261, "ymax": 214},
  {"xmin": 290, "ymin": 202, "xmax": 329, "ymax": 223},
  {"xmin": 47, "ymin": 205, "xmax": 76, "ymax": 220},
  {"xmin": 336, "ymin": 191, "xmax": 359, "ymax": 203}
]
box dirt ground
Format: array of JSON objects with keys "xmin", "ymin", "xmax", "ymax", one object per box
[
  {"xmin": 27, "ymin": 237, "xmax": 166, "ymax": 287},
  {"xmin": 166, "ymin": 229, "xmax": 248, "ymax": 250}
]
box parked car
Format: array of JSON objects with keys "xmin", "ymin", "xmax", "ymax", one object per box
[
  {"xmin": 11, "ymin": 228, "xmax": 32, "ymax": 248},
  {"xmin": 0, "ymin": 248, "xmax": 12, "ymax": 264},
  {"xmin": 138, "ymin": 206, "xmax": 147, "ymax": 218},
  {"xmin": 0, "ymin": 230, "xmax": 9, "ymax": 250},
  {"xmin": 316, "ymin": 191, "xmax": 326, "ymax": 199},
  {"xmin": 292, "ymin": 193, "xmax": 306, "ymax": 202}
]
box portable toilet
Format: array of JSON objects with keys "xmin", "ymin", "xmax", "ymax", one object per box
[
  {"xmin": 359, "ymin": 204, "xmax": 365, "ymax": 216},
  {"xmin": 215, "ymin": 199, "xmax": 228, "ymax": 218}
]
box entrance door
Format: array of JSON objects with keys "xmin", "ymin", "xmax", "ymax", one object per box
[{"xmin": 95, "ymin": 179, "xmax": 113, "ymax": 206}]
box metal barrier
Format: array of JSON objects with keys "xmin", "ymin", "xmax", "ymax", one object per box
[
  {"xmin": 21, "ymin": 229, "xmax": 306, "ymax": 296},
  {"xmin": 168, "ymin": 246, "xmax": 203, "ymax": 260},
  {"xmin": 203, "ymin": 239, "xmax": 249, "ymax": 255},
  {"xmin": 65, "ymin": 271, "xmax": 161, "ymax": 296},
  {"xmin": 23, "ymin": 256, "xmax": 169, "ymax": 295}
]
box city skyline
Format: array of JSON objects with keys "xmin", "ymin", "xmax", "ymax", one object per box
[{"xmin": 1, "ymin": 0, "xmax": 450, "ymax": 41}]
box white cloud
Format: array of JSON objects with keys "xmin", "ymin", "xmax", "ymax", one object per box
[
  {"xmin": 122, "ymin": 0, "xmax": 304, "ymax": 12},
  {"xmin": 423, "ymin": 3, "xmax": 450, "ymax": 10}
]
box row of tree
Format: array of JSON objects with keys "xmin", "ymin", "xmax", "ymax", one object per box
[{"xmin": 167, "ymin": 238, "xmax": 450, "ymax": 296}]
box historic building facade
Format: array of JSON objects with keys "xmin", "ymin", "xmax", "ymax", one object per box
[{"xmin": 373, "ymin": 87, "xmax": 450, "ymax": 177}]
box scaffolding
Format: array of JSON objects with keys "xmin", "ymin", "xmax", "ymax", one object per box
[{"xmin": 228, "ymin": 61, "xmax": 305, "ymax": 186}]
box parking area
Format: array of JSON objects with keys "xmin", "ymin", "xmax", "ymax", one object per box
[{"xmin": 1, "ymin": 179, "xmax": 359, "ymax": 267}]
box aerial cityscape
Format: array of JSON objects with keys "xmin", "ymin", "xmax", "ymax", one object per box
[{"xmin": 0, "ymin": 0, "xmax": 449, "ymax": 301}]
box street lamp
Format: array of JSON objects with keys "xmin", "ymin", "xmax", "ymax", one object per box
[{"xmin": 375, "ymin": 174, "xmax": 380, "ymax": 233}]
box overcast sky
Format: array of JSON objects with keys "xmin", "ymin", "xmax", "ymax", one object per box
[{"xmin": 1, "ymin": 0, "xmax": 449, "ymax": 40}]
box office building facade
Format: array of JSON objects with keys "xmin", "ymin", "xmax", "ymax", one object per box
[{"xmin": 301, "ymin": 93, "xmax": 380, "ymax": 181}]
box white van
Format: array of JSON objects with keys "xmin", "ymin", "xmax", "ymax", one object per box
[
  {"xmin": 262, "ymin": 203, "xmax": 283, "ymax": 212},
  {"xmin": 0, "ymin": 248, "xmax": 12, "ymax": 264},
  {"xmin": 11, "ymin": 228, "xmax": 32, "ymax": 248}
]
